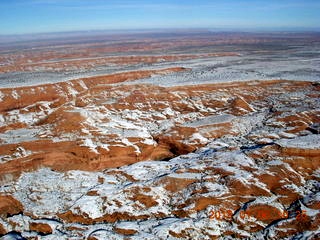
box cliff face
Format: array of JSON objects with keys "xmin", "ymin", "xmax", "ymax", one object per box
[{"xmin": 0, "ymin": 75, "xmax": 319, "ymax": 239}]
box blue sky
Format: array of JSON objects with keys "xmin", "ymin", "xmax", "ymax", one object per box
[{"xmin": 1, "ymin": 0, "xmax": 319, "ymax": 34}]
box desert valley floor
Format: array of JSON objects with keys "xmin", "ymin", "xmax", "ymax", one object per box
[{"xmin": 0, "ymin": 31, "xmax": 319, "ymax": 239}]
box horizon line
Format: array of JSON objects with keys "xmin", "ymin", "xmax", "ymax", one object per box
[{"xmin": 1, "ymin": 26, "xmax": 320, "ymax": 37}]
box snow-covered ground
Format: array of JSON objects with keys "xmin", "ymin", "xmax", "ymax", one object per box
[
  {"xmin": 1, "ymin": 53, "xmax": 319, "ymax": 88},
  {"xmin": 1, "ymin": 134, "xmax": 319, "ymax": 239},
  {"xmin": 0, "ymin": 33, "xmax": 319, "ymax": 239},
  {"xmin": 1, "ymin": 38, "xmax": 320, "ymax": 89}
]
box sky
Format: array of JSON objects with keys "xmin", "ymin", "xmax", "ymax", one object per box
[{"xmin": 0, "ymin": 0, "xmax": 320, "ymax": 35}]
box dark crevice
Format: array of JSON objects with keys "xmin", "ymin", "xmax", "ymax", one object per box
[
  {"xmin": 240, "ymin": 142, "xmax": 275, "ymax": 151},
  {"xmin": 87, "ymin": 229, "xmax": 110, "ymax": 239},
  {"xmin": 0, "ymin": 231, "xmax": 27, "ymax": 239},
  {"xmin": 6, "ymin": 211, "xmax": 24, "ymax": 218},
  {"xmin": 306, "ymin": 123, "xmax": 320, "ymax": 134},
  {"xmin": 157, "ymin": 146, "xmax": 198, "ymax": 162},
  {"xmin": 159, "ymin": 156, "xmax": 173, "ymax": 162}
]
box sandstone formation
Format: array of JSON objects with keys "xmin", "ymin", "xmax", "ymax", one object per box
[
  {"xmin": 0, "ymin": 74, "xmax": 319, "ymax": 239},
  {"xmin": 1, "ymin": 30, "xmax": 320, "ymax": 240}
]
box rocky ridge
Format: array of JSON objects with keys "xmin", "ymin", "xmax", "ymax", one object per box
[{"xmin": 0, "ymin": 72, "xmax": 319, "ymax": 239}]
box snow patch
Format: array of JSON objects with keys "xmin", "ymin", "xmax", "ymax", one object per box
[
  {"xmin": 190, "ymin": 133, "xmax": 209, "ymax": 144},
  {"xmin": 277, "ymin": 134, "xmax": 320, "ymax": 149},
  {"xmin": 0, "ymin": 91, "xmax": 5, "ymax": 101},
  {"xmin": 81, "ymin": 138, "xmax": 99, "ymax": 153},
  {"xmin": 12, "ymin": 90, "xmax": 20, "ymax": 99}
]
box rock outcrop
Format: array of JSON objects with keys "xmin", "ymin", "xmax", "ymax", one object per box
[{"xmin": 0, "ymin": 77, "xmax": 319, "ymax": 239}]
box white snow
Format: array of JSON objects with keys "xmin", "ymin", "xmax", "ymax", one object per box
[
  {"xmin": 162, "ymin": 107, "xmax": 175, "ymax": 116},
  {"xmin": 67, "ymin": 85, "xmax": 78, "ymax": 97},
  {"xmin": 0, "ymin": 114, "xmax": 5, "ymax": 126},
  {"xmin": 81, "ymin": 138, "xmax": 99, "ymax": 153},
  {"xmin": 115, "ymin": 221, "xmax": 140, "ymax": 231},
  {"xmin": 0, "ymin": 128, "xmax": 40, "ymax": 144},
  {"xmin": 121, "ymin": 138, "xmax": 141, "ymax": 154},
  {"xmin": 279, "ymin": 132, "xmax": 297, "ymax": 138},
  {"xmin": 184, "ymin": 114, "xmax": 235, "ymax": 127},
  {"xmin": 190, "ymin": 133, "xmax": 209, "ymax": 144},
  {"xmin": 277, "ymin": 134, "xmax": 320, "ymax": 149},
  {"xmin": 168, "ymin": 172, "xmax": 203, "ymax": 180},
  {"xmin": 79, "ymin": 80, "xmax": 88, "ymax": 90},
  {"xmin": 141, "ymin": 138, "xmax": 156, "ymax": 146},
  {"xmin": 14, "ymin": 168, "xmax": 101, "ymax": 217},
  {"xmin": 75, "ymin": 196, "xmax": 104, "ymax": 219},
  {"xmin": 11, "ymin": 90, "xmax": 20, "ymax": 99},
  {"xmin": 0, "ymin": 91, "xmax": 5, "ymax": 101}
]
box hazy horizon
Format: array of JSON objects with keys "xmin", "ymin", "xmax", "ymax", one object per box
[
  {"xmin": 1, "ymin": 0, "xmax": 319, "ymax": 35},
  {"xmin": 1, "ymin": 27, "xmax": 320, "ymax": 37}
]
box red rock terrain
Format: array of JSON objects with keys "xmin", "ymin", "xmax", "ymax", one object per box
[
  {"xmin": 0, "ymin": 67, "xmax": 319, "ymax": 239},
  {"xmin": 1, "ymin": 32, "xmax": 277, "ymax": 74},
  {"xmin": 0, "ymin": 52, "xmax": 237, "ymax": 73}
]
